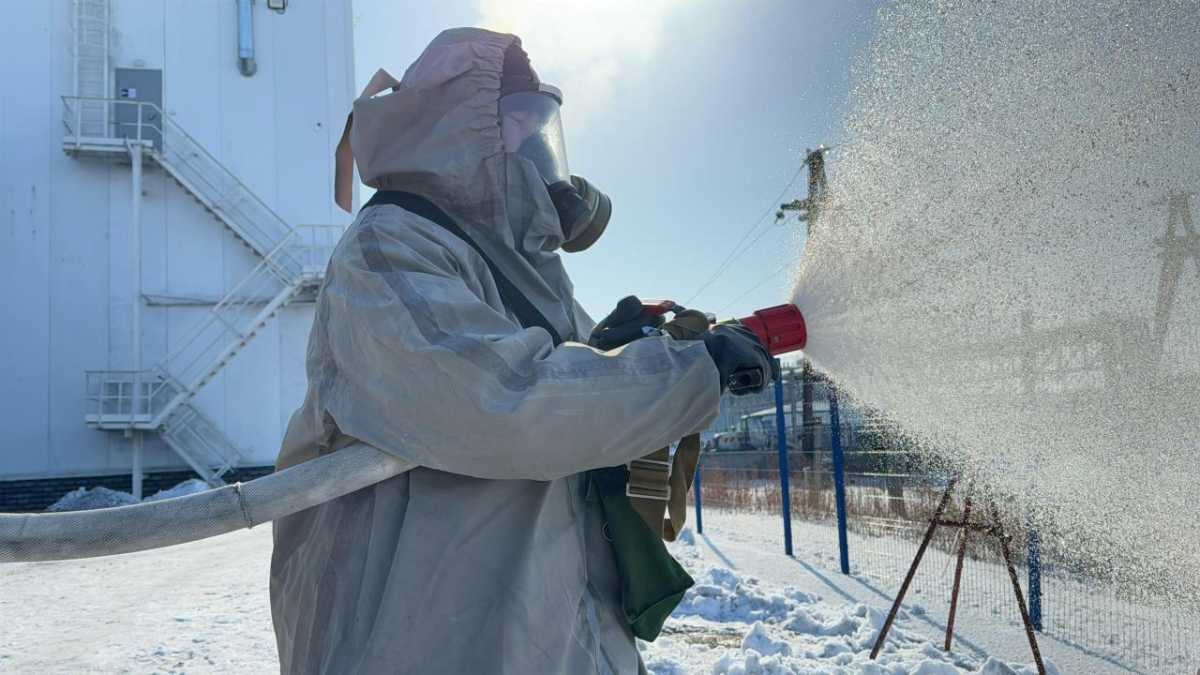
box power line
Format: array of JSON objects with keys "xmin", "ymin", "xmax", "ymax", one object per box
[
  {"xmin": 683, "ymin": 164, "xmax": 808, "ymax": 305},
  {"xmin": 716, "ymin": 260, "xmax": 792, "ymax": 316}
]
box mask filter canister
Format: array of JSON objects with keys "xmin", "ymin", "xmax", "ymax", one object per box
[{"xmin": 551, "ymin": 175, "xmax": 612, "ymax": 253}]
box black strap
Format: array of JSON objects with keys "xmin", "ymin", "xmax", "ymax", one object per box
[{"xmin": 365, "ymin": 190, "xmax": 564, "ymax": 346}]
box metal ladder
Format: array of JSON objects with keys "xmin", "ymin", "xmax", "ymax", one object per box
[{"xmin": 70, "ymin": 0, "xmax": 109, "ymax": 138}]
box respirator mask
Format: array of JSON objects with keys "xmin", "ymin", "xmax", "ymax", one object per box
[{"xmin": 500, "ymin": 85, "xmax": 612, "ymax": 252}]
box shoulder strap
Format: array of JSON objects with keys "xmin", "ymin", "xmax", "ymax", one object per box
[{"xmin": 365, "ymin": 190, "xmax": 564, "ymax": 346}]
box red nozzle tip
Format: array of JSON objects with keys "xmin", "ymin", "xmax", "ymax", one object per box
[{"xmin": 738, "ymin": 304, "xmax": 807, "ymax": 356}]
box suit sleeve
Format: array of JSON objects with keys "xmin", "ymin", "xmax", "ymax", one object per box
[{"xmin": 316, "ymin": 217, "xmax": 721, "ymax": 481}]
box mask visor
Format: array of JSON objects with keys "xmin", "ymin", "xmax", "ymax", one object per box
[{"xmin": 500, "ymin": 87, "xmax": 570, "ymax": 185}]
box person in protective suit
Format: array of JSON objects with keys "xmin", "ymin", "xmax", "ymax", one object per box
[{"xmin": 270, "ymin": 28, "xmax": 772, "ymax": 675}]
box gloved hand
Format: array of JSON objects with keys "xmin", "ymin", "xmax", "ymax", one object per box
[
  {"xmin": 701, "ymin": 324, "xmax": 774, "ymax": 395},
  {"xmin": 589, "ymin": 296, "xmax": 665, "ymax": 350},
  {"xmin": 661, "ymin": 309, "xmax": 711, "ymax": 341}
]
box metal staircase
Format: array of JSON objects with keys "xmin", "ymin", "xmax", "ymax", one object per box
[{"xmin": 64, "ymin": 95, "xmax": 341, "ymax": 484}]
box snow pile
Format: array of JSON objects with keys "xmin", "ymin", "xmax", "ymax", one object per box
[
  {"xmin": 45, "ymin": 479, "xmax": 213, "ymax": 512},
  {"xmin": 639, "ymin": 529, "xmax": 1057, "ymax": 674},
  {"xmin": 978, "ymin": 658, "xmax": 1055, "ymax": 675},
  {"xmin": 46, "ymin": 486, "xmax": 139, "ymax": 512},
  {"xmin": 677, "ymin": 566, "xmax": 814, "ymax": 625},
  {"xmin": 143, "ymin": 479, "xmax": 211, "ymax": 502}
]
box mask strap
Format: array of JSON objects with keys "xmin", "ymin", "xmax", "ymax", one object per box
[{"xmin": 334, "ymin": 68, "xmax": 402, "ymax": 213}]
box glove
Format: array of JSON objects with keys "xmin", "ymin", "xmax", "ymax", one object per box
[
  {"xmin": 589, "ymin": 296, "xmax": 665, "ymax": 350},
  {"xmin": 701, "ymin": 324, "xmax": 774, "ymax": 395},
  {"xmin": 661, "ymin": 309, "xmax": 711, "ymax": 341}
]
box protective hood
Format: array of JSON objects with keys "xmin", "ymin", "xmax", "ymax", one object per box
[{"xmin": 335, "ymin": 28, "xmax": 583, "ymax": 341}]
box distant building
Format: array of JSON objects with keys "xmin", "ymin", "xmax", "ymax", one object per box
[
  {"xmin": 0, "ymin": 0, "xmax": 355, "ymax": 508},
  {"xmin": 706, "ymin": 367, "xmax": 869, "ymax": 453}
]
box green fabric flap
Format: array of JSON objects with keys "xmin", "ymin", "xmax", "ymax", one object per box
[{"xmin": 590, "ymin": 467, "xmax": 694, "ymax": 642}]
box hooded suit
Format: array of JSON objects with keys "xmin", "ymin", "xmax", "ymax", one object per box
[{"xmin": 269, "ymin": 28, "xmax": 720, "ymax": 674}]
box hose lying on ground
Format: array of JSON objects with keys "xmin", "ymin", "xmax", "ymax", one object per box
[{"xmin": 0, "ymin": 443, "xmax": 414, "ymax": 564}]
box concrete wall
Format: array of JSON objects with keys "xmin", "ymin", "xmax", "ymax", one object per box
[{"xmin": 0, "ymin": 0, "xmax": 354, "ymax": 480}]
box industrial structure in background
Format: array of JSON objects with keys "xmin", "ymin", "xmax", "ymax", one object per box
[
  {"xmin": 706, "ymin": 146, "xmax": 887, "ymax": 470},
  {"xmin": 0, "ymin": 0, "xmax": 355, "ymax": 509}
]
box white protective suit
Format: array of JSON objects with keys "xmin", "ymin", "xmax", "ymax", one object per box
[{"xmin": 269, "ymin": 28, "xmax": 722, "ymax": 674}]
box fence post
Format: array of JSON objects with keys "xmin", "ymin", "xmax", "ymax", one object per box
[
  {"xmin": 829, "ymin": 385, "xmax": 850, "ymax": 574},
  {"xmin": 1027, "ymin": 522, "xmax": 1043, "ymax": 631},
  {"xmin": 693, "ymin": 458, "xmax": 703, "ymax": 535},
  {"xmin": 774, "ymin": 359, "xmax": 793, "ymax": 556}
]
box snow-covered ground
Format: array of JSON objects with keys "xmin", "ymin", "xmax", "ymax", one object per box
[
  {"xmin": 0, "ymin": 499, "xmax": 1177, "ymax": 673},
  {"xmin": 684, "ymin": 509, "xmax": 1197, "ymax": 674},
  {"xmin": 640, "ymin": 526, "xmax": 1053, "ymax": 675}
]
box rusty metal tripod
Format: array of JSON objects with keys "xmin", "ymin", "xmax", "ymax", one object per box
[{"xmin": 868, "ymin": 476, "xmax": 1046, "ymax": 675}]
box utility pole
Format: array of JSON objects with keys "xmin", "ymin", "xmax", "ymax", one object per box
[
  {"xmin": 778, "ymin": 145, "xmax": 831, "ymax": 475},
  {"xmin": 777, "ymin": 145, "xmax": 831, "ymax": 232},
  {"xmin": 1152, "ymin": 192, "xmax": 1199, "ymax": 366},
  {"xmin": 801, "ymin": 360, "xmax": 815, "ymax": 472}
]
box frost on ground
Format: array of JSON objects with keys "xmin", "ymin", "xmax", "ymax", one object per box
[
  {"xmin": 639, "ymin": 531, "xmax": 1055, "ymax": 675},
  {"xmin": 46, "ymin": 479, "xmax": 212, "ymax": 512}
]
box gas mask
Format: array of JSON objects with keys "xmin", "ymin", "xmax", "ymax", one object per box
[{"xmin": 500, "ymin": 85, "xmax": 612, "ymax": 252}]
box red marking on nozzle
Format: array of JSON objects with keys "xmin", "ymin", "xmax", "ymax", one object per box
[{"xmin": 738, "ymin": 304, "xmax": 807, "ymax": 356}]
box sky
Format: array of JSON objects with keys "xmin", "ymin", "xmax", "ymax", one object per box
[{"xmin": 352, "ymin": 0, "xmax": 882, "ymax": 320}]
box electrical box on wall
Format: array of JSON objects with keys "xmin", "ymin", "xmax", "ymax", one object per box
[{"xmin": 114, "ymin": 68, "xmax": 163, "ymax": 148}]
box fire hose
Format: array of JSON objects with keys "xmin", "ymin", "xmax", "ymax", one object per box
[{"xmin": 0, "ymin": 304, "xmax": 806, "ymax": 563}]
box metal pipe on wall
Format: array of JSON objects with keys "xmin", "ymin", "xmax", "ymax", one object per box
[
  {"xmin": 237, "ymin": 0, "xmax": 257, "ymax": 77},
  {"xmin": 128, "ymin": 138, "xmax": 144, "ymax": 499}
]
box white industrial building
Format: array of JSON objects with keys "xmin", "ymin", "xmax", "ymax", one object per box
[{"xmin": 0, "ymin": 0, "xmax": 355, "ymax": 507}]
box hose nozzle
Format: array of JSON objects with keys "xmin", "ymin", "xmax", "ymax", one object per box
[{"xmin": 737, "ymin": 304, "xmax": 807, "ymax": 356}]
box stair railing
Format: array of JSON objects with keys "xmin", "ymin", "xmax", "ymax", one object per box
[
  {"xmin": 61, "ymin": 96, "xmax": 304, "ymax": 280},
  {"xmin": 156, "ymin": 120, "xmax": 302, "ymax": 277},
  {"xmin": 291, "ymin": 224, "xmax": 347, "ymax": 280},
  {"xmin": 66, "ymin": 94, "xmax": 341, "ymax": 477},
  {"xmin": 83, "ymin": 370, "xmax": 177, "ymax": 422},
  {"xmin": 149, "ymin": 236, "xmax": 304, "ymax": 425},
  {"xmin": 160, "ymin": 403, "xmax": 243, "ymax": 484}
]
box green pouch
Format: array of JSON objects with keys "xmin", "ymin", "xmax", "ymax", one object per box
[{"xmin": 590, "ymin": 466, "xmax": 694, "ymax": 641}]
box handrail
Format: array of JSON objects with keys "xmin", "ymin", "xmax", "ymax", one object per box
[
  {"xmin": 61, "ymin": 96, "xmax": 288, "ymax": 240},
  {"xmin": 83, "ymin": 369, "xmax": 177, "ymax": 419},
  {"xmin": 153, "ymin": 238, "xmax": 298, "ymax": 394},
  {"xmin": 62, "ymin": 96, "xmax": 160, "ymax": 145},
  {"xmin": 292, "ymin": 224, "xmax": 347, "ymax": 277},
  {"xmin": 67, "ymin": 95, "xmax": 340, "ymax": 445},
  {"xmin": 61, "ymin": 96, "xmax": 301, "ymax": 279}
]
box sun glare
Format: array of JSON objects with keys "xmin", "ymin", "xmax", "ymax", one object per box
[{"xmin": 475, "ymin": 0, "xmax": 687, "ymax": 127}]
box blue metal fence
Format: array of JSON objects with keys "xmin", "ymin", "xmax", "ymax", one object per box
[
  {"xmin": 828, "ymin": 386, "xmax": 850, "ymax": 575},
  {"xmin": 773, "ymin": 359, "xmax": 794, "ymax": 557},
  {"xmin": 690, "ymin": 373, "xmax": 1198, "ymax": 674}
]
